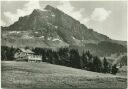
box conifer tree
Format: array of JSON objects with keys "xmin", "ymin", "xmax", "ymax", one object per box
[{"xmin": 103, "ymin": 57, "xmax": 109, "ymax": 73}]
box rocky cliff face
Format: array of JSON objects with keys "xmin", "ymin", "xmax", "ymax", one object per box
[{"xmin": 1, "ymin": 5, "xmax": 126, "ymax": 56}]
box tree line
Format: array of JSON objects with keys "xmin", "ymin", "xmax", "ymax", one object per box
[{"xmin": 1, "ymin": 46, "xmax": 118, "ymax": 74}]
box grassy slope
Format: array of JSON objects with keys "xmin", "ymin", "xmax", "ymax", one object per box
[{"xmin": 1, "ymin": 61, "xmax": 127, "ymax": 88}]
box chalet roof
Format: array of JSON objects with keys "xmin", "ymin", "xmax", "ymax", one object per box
[{"xmin": 19, "ymin": 48, "xmax": 34, "ymax": 54}]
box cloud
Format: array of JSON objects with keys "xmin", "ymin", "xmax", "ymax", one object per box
[
  {"xmin": 4, "ymin": 1, "xmax": 42, "ymax": 26},
  {"xmin": 57, "ymin": 3, "xmax": 111, "ymax": 24},
  {"xmin": 3, "ymin": 1, "xmax": 111, "ymax": 27},
  {"xmin": 1, "ymin": 20, "xmax": 6, "ymax": 26},
  {"xmin": 57, "ymin": 1, "xmax": 89, "ymax": 25},
  {"xmin": 81, "ymin": 18, "xmax": 90, "ymax": 25},
  {"xmin": 91, "ymin": 8, "xmax": 111, "ymax": 22}
]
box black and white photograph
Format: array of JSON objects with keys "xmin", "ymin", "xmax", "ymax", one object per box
[{"xmin": 1, "ymin": 0, "xmax": 127, "ymax": 88}]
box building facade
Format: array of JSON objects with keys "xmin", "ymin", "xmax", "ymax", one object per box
[{"xmin": 14, "ymin": 48, "xmax": 42, "ymax": 62}]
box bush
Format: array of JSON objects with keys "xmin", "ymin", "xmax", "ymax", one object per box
[
  {"xmin": 1, "ymin": 46, "xmax": 17, "ymax": 61},
  {"xmin": 111, "ymin": 64, "xmax": 118, "ymax": 74}
]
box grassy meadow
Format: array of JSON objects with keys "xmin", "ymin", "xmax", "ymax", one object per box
[{"xmin": 1, "ymin": 61, "xmax": 127, "ymax": 88}]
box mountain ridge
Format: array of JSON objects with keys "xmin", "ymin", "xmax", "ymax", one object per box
[{"xmin": 1, "ymin": 5, "xmax": 127, "ymax": 57}]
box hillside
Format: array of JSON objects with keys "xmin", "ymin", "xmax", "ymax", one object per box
[
  {"xmin": 70, "ymin": 41, "xmax": 126, "ymax": 57},
  {"xmin": 1, "ymin": 5, "xmax": 127, "ymax": 57},
  {"xmin": 1, "ymin": 61, "xmax": 127, "ymax": 88}
]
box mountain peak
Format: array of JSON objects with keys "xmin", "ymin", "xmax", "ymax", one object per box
[
  {"xmin": 45, "ymin": 5, "xmax": 55, "ymax": 9},
  {"xmin": 44, "ymin": 5, "xmax": 57, "ymax": 11},
  {"xmin": 32, "ymin": 9, "xmax": 42, "ymax": 13},
  {"xmin": 30, "ymin": 9, "xmax": 43, "ymax": 16}
]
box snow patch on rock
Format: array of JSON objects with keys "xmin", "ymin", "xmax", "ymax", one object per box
[
  {"xmin": 9, "ymin": 31, "xmax": 20, "ymax": 34},
  {"xmin": 51, "ymin": 14, "xmax": 55, "ymax": 17},
  {"xmin": 23, "ymin": 34, "xmax": 33, "ymax": 39},
  {"xmin": 47, "ymin": 22, "xmax": 52, "ymax": 26},
  {"xmin": 47, "ymin": 37, "xmax": 52, "ymax": 40},
  {"xmin": 72, "ymin": 36, "xmax": 76, "ymax": 40},
  {"xmin": 39, "ymin": 36, "xmax": 44, "ymax": 38},
  {"xmin": 35, "ymin": 32, "xmax": 38, "ymax": 33},
  {"xmin": 52, "ymin": 38, "xmax": 62, "ymax": 41},
  {"xmin": 55, "ymin": 26, "xmax": 58, "ymax": 29}
]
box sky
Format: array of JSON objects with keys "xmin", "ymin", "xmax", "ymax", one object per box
[{"xmin": 1, "ymin": 1, "xmax": 127, "ymax": 41}]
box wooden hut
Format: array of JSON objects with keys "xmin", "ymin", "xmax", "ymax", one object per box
[{"xmin": 14, "ymin": 48, "xmax": 42, "ymax": 62}]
